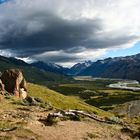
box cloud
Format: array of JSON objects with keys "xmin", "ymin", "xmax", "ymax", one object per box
[
  {"xmin": 33, "ymin": 49, "xmax": 107, "ymax": 67},
  {"xmin": 0, "ymin": 0, "xmax": 140, "ymax": 66}
]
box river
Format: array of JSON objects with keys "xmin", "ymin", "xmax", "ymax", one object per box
[{"xmin": 108, "ymin": 80, "xmax": 140, "ymax": 91}]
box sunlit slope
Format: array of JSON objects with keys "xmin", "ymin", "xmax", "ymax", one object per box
[{"xmin": 28, "ymin": 83, "xmax": 112, "ymax": 116}]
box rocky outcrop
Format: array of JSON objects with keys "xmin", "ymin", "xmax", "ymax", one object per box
[
  {"xmin": 0, "ymin": 79, "xmax": 5, "ymax": 101},
  {"xmin": 1, "ymin": 69, "xmax": 27, "ymax": 99},
  {"xmin": 113, "ymin": 100, "xmax": 140, "ymax": 117},
  {"xmin": 0, "ymin": 79, "xmax": 5, "ymax": 95}
]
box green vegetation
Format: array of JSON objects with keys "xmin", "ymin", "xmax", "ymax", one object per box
[
  {"xmin": 0, "ymin": 120, "xmax": 17, "ymax": 130},
  {"xmin": 1, "ymin": 58, "xmax": 139, "ymax": 139},
  {"xmin": 127, "ymin": 84, "xmax": 140, "ymax": 88},
  {"xmin": 28, "ymin": 83, "xmax": 111, "ymax": 116},
  {"xmin": 48, "ymin": 79, "xmax": 140, "ymax": 111}
]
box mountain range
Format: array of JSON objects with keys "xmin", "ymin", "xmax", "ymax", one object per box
[
  {"xmin": 79, "ymin": 53, "xmax": 140, "ymax": 81},
  {"xmin": 1, "ymin": 53, "xmax": 140, "ymax": 81},
  {"xmin": 31, "ymin": 60, "xmax": 92, "ymax": 75}
]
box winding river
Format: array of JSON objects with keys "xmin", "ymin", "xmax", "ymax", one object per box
[
  {"xmin": 108, "ymin": 80, "xmax": 140, "ymax": 91},
  {"xmin": 74, "ymin": 76, "xmax": 140, "ymax": 91}
]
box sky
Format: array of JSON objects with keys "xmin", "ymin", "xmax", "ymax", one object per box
[
  {"xmin": 105, "ymin": 42, "xmax": 140, "ymax": 58},
  {"xmin": 0, "ymin": 0, "xmax": 140, "ymax": 67}
]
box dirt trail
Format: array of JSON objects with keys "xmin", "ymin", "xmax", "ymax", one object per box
[
  {"xmin": 0, "ymin": 106, "xmax": 131, "ymax": 140},
  {"xmin": 27, "ymin": 119, "xmax": 130, "ymax": 140}
]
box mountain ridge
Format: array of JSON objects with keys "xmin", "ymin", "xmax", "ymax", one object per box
[
  {"xmin": 0, "ymin": 55, "xmax": 72, "ymax": 85},
  {"xmin": 79, "ymin": 53, "xmax": 140, "ymax": 81},
  {"xmin": 1, "ymin": 53, "xmax": 140, "ymax": 81}
]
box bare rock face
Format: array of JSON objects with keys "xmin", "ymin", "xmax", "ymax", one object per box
[
  {"xmin": 0, "ymin": 79, "xmax": 5, "ymax": 92},
  {"xmin": 1, "ymin": 69, "xmax": 27, "ymax": 98},
  {"xmin": 0, "ymin": 79, "xmax": 5, "ymax": 101}
]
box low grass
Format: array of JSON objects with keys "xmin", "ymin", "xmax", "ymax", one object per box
[
  {"xmin": 27, "ymin": 83, "xmax": 112, "ymax": 116},
  {"xmin": 0, "ymin": 136, "xmax": 12, "ymax": 140},
  {"xmin": 0, "ymin": 120, "xmax": 17, "ymax": 130},
  {"xmin": 14, "ymin": 127, "xmax": 42, "ymax": 140},
  {"xmin": 0, "ymin": 120, "xmax": 41, "ymax": 140}
]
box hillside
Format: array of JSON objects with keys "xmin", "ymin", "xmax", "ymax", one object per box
[
  {"xmin": 0, "ymin": 56, "xmax": 72, "ymax": 85},
  {"xmin": 0, "ymin": 62, "xmax": 139, "ymax": 139},
  {"xmin": 79, "ymin": 53, "xmax": 140, "ymax": 81},
  {"xmin": 27, "ymin": 83, "xmax": 110, "ymax": 116},
  {"xmin": 0, "ymin": 83, "xmax": 134, "ymax": 140}
]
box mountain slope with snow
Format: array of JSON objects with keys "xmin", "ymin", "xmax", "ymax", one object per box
[{"xmin": 79, "ymin": 53, "xmax": 140, "ymax": 81}]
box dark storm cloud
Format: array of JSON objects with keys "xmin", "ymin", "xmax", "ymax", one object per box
[
  {"xmin": 35, "ymin": 54, "xmax": 80, "ymax": 63},
  {"xmin": 0, "ymin": 10, "xmax": 137, "ymax": 57},
  {"xmin": 0, "ymin": 10, "xmax": 103, "ymax": 56}
]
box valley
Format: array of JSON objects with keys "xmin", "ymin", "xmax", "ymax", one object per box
[
  {"xmin": 48, "ymin": 76, "xmax": 140, "ymax": 112},
  {"xmin": 1, "ymin": 1, "xmax": 140, "ymax": 139},
  {"xmin": 0, "ymin": 55, "xmax": 140, "ymax": 139}
]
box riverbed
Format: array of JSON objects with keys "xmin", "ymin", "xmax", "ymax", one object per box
[
  {"xmin": 108, "ymin": 80, "xmax": 140, "ymax": 91},
  {"xmin": 74, "ymin": 76, "xmax": 140, "ymax": 91}
]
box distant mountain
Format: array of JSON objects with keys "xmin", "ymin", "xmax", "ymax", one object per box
[
  {"xmin": 31, "ymin": 61, "xmax": 67, "ymax": 74},
  {"xmin": 31, "ymin": 61, "xmax": 93, "ymax": 76},
  {"xmin": 69, "ymin": 61, "xmax": 93, "ymax": 75},
  {"xmin": 2, "ymin": 53, "xmax": 140, "ymax": 82},
  {"xmin": 79, "ymin": 53, "xmax": 140, "ymax": 81},
  {"xmin": 0, "ymin": 56, "xmax": 72, "ymax": 85}
]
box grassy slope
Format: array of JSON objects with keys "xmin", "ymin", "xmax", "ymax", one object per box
[
  {"xmin": 0, "ymin": 58, "xmax": 111, "ymax": 116},
  {"xmin": 27, "ymin": 83, "xmax": 112, "ymax": 116}
]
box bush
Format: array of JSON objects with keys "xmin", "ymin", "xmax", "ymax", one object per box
[
  {"xmin": 46, "ymin": 114, "xmax": 60, "ymax": 125},
  {"xmin": 79, "ymin": 90, "xmax": 98, "ymax": 99}
]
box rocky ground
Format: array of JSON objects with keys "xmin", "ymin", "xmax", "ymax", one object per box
[{"xmin": 0, "ymin": 97, "xmax": 136, "ymax": 140}]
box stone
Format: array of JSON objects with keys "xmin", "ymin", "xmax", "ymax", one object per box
[
  {"xmin": 19, "ymin": 88, "xmax": 28, "ymax": 99},
  {"xmin": 25, "ymin": 96, "xmax": 33, "ymax": 103},
  {"xmin": 34, "ymin": 97, "xmax": 44, "ymax": 103},
  {"xmin": 1, "ymin": 69, "xmax": 27, "ymax": 97},
  {"xmin": 0, "ymin": 79, "xmax": 5, "ymax": 95},
  {"xmin": 25, "ymin": 96, "xmax": 37, "ymax": 105}
]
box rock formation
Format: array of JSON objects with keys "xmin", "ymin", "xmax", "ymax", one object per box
[
  {"xmin": 1, "ymin": 69, "xmax": 27, "ymax": 99},
  {"xmin": 0, "ymin": 79, "xmax": 5, "ymax": 95},
  {"xmin": 0, "ymin": 79, "xmax": 5, "ymax": 101}
]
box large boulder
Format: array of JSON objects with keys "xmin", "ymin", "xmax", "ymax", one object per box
[{"xmin": 1, "ymin": 69, "xmax": 27, "ymax": 98}]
